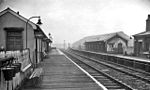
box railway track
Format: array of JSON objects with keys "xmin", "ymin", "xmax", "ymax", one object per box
[
  {"xmin": 61, "ymin": 50, "xmax": 133, "ymax": 90},
  {"xmin": 62, "ymin": 49, "xmax": 150, "ymax": 90},
  {"xmin": 70, "ymin": 50, "xmax": 150, "ymax": 82}
]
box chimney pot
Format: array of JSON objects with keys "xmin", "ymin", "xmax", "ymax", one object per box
[
  {"xmin": 17, "ymin": 11, "xmax": 19, "ymax": 15},
  {"xmin": 146, "ymin": 14, "xmax": 150, "ymax": 32}
]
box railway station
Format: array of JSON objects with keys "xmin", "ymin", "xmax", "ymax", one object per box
[{"xmin": 1, "ymin": 1, "xmax": 150, "ymax": 90}]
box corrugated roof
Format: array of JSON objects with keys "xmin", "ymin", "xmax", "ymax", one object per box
[
  {"xmin": 85, "ymin": 32, "xmax": 116, "ymax": 42},
  {"xmin": 72, "ymin": 31, "xmax": 131, "ymax": 48},
  {"xmin": 85, "ymin": 31, "xmax": 130, "ymax": 42}
]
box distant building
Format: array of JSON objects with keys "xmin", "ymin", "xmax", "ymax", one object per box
[
  {"xmin": 133, "ymin": 15, "xmax": 150, "ymax": 58},
  {"xmin": 72, "ymin": 31, "xmax": 133, "ymax": 54}
]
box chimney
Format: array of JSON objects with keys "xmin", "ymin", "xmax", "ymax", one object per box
[
  {"xmin": 146, "ymin": 14, "xmax": 150, "ymax": 32},
  {"xmin": 17, "ymin": 11, "xmax": 19, "ymax": 15}
]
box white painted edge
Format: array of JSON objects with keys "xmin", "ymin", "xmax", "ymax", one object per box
[
  {"xmin": 57, "ymin": 49, "xmax": 64, "ymax": 55},
  {"xmin": 61, "ymin": 51, "xmax": 108, "ymax": 90},
  {"xmin": 22, "ymin": 63, "xmax": 32, "ymax": 72}
]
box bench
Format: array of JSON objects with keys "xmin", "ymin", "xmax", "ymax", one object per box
[
  {"xmin": 28, "ymin": 68, "xmax": 43, "ymax": 86},
  {"xmin": 43, "ymin": 51, "xmax": 48, "ymax": 58},
  {"xmin": 29, "ymin": 68, "xmax": 43, "ymax": 79}
]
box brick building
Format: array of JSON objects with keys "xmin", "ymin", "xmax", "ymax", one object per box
[
  {"xmin": 0, "ymin": 7, "xmax": 52, "ymax": 90},
  {"xmin": 0, "ymin": 8, "xmax": 52, "ymax": 63},
  {"xmin": 133, "ymin": 15, "xmax": 150, "ymax": 58}
]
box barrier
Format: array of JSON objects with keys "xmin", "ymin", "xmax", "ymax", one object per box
[{"xmin": 0, "ymin": 49, "xmax": 32, "ymax": 90}]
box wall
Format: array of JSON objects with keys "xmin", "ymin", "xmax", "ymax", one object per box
[
  {"xmin": 107, "ymin": 37, "xmax": 127, "ymax": 53},
  {"xmin": 0, "ymin": 12, "xmax": 36, "ymax": 62}
]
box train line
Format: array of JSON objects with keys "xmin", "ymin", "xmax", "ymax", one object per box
[
  {"xmin": 71, "ymin": 50, "xmax": 150, "ymax": 83},
  {"xmin": 61, "ymin": 50, "xmax": 134, "ymax": 90},
  {"xmin": 69, "ymin": 50, "xmax": 150, "ymax": 89},
  {"xmin": 62, "ymin": 49, "xmax": 150, "ymax": 90}
]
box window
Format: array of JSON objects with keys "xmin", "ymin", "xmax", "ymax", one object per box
[
  {"xmin": 6, "ymin": 30, "xmax": 23, "ymax": 50},
  {"xmin": 109, "ymin": 43, "xmax": 114, "ymax": 48}
]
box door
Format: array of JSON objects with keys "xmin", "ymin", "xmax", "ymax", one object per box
[{"xmin": 118, "ymin": 43, "xmax": 123, "ymax": 54}]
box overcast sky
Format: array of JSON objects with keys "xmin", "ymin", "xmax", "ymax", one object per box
[{"xmin": 0, "ymin": 0, "xmax": 150, "ymax": 44}]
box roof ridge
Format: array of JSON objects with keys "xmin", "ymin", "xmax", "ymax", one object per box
[
  {"xmin": 72, "ymin": 31, "xmax": 130, "ymax": 46},
  {"xmin": 0, "ymin": 7, "xmax": 49, "ymax": 39},
  {"xmin": 87, "ymin": 31, "xmax": 123, "ymax": 37},
  {"xmin": 0, "ymin": 7, "xmax": 37, "ymax": 29}
]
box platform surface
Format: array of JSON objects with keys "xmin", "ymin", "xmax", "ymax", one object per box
[
  {"xmin": 22, "ymin": 49, "xmax": 103, "ymax": 90},
  {"xmin": 84, "ymin": 50, "xmax": 150, "ymax": 63}
]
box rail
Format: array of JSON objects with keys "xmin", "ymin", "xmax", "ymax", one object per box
[{"xmin": 62, "ymin": 50, "xmax": 133, "ymax": 90}]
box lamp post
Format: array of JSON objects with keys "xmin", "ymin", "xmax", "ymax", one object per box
[
  {"xmin": 48, "ymin": 33, "xmax": 52, "ymax": 49},
  {"xmin": 25, "ymin": 16, "xmax": 42, "ymax": 48},
  {"xmin": 64, "ymin": 40, "xmax": 66, "ymax": 49}
]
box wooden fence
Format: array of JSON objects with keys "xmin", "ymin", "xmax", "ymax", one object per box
[{"xmin": 0, "ymin": 49, "xmax": 32, "ymax": 90}]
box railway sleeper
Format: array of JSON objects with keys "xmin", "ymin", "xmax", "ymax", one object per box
[
  {"xmin": 102, "ymin": 83, "xmax": 119, "ymax": 86},
  {"xmin": 105, "ymin": 85, "xmax": 123, "ymax": 89}
]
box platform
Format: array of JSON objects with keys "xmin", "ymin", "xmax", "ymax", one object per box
[
  {"xmin": 21, "ymin": 49, "xmax": 104, "ymax": 90},
  {"xmin": 82, "ymin": 49, "xmax": 150, "ymax": 63}
]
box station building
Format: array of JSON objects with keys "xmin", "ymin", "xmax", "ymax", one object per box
[
  {"xmin": 133, "ymin": 15, "xmax": 150, "ymax": 58},
  {"xmin": 72, "ymin": 31, "xmax": 133, "ymax": 54},
  {"xmin": 0, "ymin": 7, "xmax": 52, "ymax": 90},
  {"xmin": 0, "ymin": 7, "xmax": 52, "ymax": 63}
]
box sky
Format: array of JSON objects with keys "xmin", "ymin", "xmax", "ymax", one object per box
[{"xmin": 0, "ymin": 0, "xmax": 150, "ymax": 44}]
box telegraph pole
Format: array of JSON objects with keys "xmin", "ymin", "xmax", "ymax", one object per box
[
  {"xmin": 64, "ymin": 40, "xmax": 66, "ymax": 49},
  {"xmin": 68, "ymin": 43, "xmax": 70, "ymax": 48}
]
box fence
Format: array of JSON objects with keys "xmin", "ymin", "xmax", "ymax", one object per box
[{"xmin": 0, "ymin": 49, "xmax": 32, "ymax": 90}]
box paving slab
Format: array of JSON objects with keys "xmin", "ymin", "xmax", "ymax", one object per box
[{"xmin": 21, "ymin": 49, "xmax": 104, "ymax": 90}]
